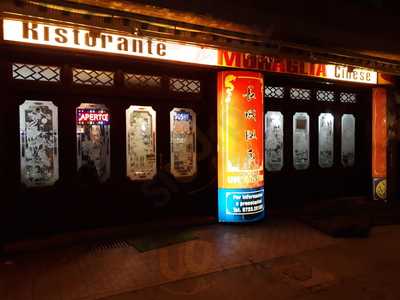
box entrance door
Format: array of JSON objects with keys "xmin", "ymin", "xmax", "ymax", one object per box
[{"xmin": 264, "ymin": 77, "xmax": 372, "ymax": 207}]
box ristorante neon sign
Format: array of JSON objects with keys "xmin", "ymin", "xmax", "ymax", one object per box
[
  {"xmin": 2, "ymin": 18, "xmax": 378, "ymax": 84},
  {"xmin": 2, "ymin": 19, "xmax": 219, "ymax": 66}
]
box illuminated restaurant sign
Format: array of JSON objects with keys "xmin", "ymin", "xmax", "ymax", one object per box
[
  {"xmin": 2, "ymin": 18, "xmax": 378, "ymax": 84},
  {"xmin": 3, "ymin": 19, "xmax": 218, "ymax": 66},
  {"xmin": 218, "ymin": 71, "xmax": 265, "ymax": 222},
  {"xmin": 218, "ymin": 50, "xmax": 378, "ymax": 84}
]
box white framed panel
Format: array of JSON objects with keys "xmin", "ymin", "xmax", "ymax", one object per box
[
  {"xmin": 318, "ymin": 113, "xmax": 334, "ymax": 168},
  {"xmin": 293, "ymin": 112, "xmax": 310, "ymax": 170},
  {"xmin": 76, "ymin": 103, "xmax": 111, "ymax": 183},
  {"xmin": 170, "ymin": 108, "xmax": 197, "ymax": 179},
  {"xmin": 341, "ymin": 114, "xmax": 356, "ymax": 167},
  {"xmin": 126, "ymin": 105, "xmax": 157, "ymax": 181},
  {"xmin": 19, "ymin": 100, "xmax": 59, "ymax": 187},
  {"xmin": 265, "ymin": 111, "xmax": 284, "ymax": 171}
]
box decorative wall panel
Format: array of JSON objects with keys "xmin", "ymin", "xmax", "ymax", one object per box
[
  {"xmin": 19, "ymin": 100, "xmax": 59, "ymax": 187},
  {"xmin": 170, "ymin": 108, "xmax": 197, "ymax": 178},
  {"xmin": 318, "ymin": 113, "xmax": 334, "ymax": 168},
  {"xmin": 293, "ymin": 112, "xmax": 310, "ymax": 170},
  {"xmin": 265, "ymin": 111, "xmax": 284, "ymax": 171},
  {"xmin": 126, "ymin": 106, "xmax": 157, "ymax": 180},
  {"xmin": 341, "ymin": 114, "xmax": 355, "ymax": 167}
]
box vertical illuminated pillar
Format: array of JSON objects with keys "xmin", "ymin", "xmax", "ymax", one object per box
[
  {"xmin": 372, "ymin": 88, "xmax": 387, "ymax": 201},
  {"xmin": 218, "ymin": 71, "xmax": 265, "ymax": 222}
]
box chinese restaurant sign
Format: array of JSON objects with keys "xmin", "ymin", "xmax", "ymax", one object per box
[
  {"xmin": 2, "ymin": 18, "xmax": 378, "ymax": 84},
  {"xmin": 218, "ymin": 71, "xmax": 265, "ymax": 222},
  {"xmin": 218, "ymin": 50, "xmax": 377, "ymax": 84}
]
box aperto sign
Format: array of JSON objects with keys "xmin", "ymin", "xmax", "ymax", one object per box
[
  {"xmin": 2, "ymin": 18, "xmax": 378, "ymax": 84},
  {"xmin": 77, "ymin": 109, "xmax": 110, "ymax": 125}
]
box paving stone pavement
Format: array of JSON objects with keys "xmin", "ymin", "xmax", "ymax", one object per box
[
  {"xmin": 100, "ymin": 225, "xmax": 400, "ymax": 300},
  {"xmin": 0, "ymin": 219, "xmax": 337, "ymax": 300}
]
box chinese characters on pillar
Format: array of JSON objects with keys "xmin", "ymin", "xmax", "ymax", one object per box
[{"xmin": 218, "ymin": 71, "xmax": 265, "ymax": 222}]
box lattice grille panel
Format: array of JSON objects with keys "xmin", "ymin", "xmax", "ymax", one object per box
[
  {"xmin": 73, "ymin": 68, "xmax": 114, "ymax": 86},
  {"xmin": 169, "ymin": 78, "xmax": 201, "ymax": 94},
  {"xmin": 265, "ymin": 86, "xmax": 285, "ymax": 98},
  {"xmin": 12, "ymin": 63, "xmax": 61, "ymax": 82},
  {"xmin": 317, "ymin": 90, "xmax": 335, "ymax": 102},
  {"xmin": 340, "ymin": 92, "xmax": 357, "ymax": 103},
  {"xmin": 124, "ymin": 73, "xmax": 161, "ymax": 89},
  {"xmin": 289, "ymin": 88, "xmax": 311, "ymax": 100}
]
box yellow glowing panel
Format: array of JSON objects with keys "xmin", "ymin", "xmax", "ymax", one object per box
[{"xmin": 3, "ymin": 19, "xmax": 219, "ymax": 66}]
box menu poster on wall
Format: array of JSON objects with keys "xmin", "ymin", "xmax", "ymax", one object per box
[
  {"xmin": 218, "ymin": 71, "xmax": 265, "ymax": 222},
  {"xmin": 19, "ymin": 100, "xmax": 59, "ymax": 187},
  {"xmin": 126, "ymin": 106, "xmax": 157, "ymax": 181},
  {"xmin": 76, "ymin": 103, "xmax": 111, "ymax": 183},
  {"xmin": 170, "ymin": 108, "xmax": 197, "ymax": 179}
]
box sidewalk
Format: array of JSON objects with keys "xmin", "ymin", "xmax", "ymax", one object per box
[
  {"xmin": 102, "ymin": 224, "xmax": 400, "ymax": 300},
  {"xmin": 2, "ymin": 217, "xmax": 400, "ymax": 300},
  {"xmin": 0, "ymin": 218, "xmax": 337, "ymax": 300}
]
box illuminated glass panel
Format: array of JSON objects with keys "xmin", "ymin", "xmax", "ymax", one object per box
[
  {"xmin": 124, "ymin": 73, "xmax": 161, "ymax": 89},
  {"xmin": 73, "ymin": 68, "xmax": 114, "ymax": 86},
  {"xmin": 293, "ymin": 112, "xmax": 310, "ymax": 170},
  {"xmin": 19, "ymin": 100, "xmax": 59, "ymax": 187},
  {"xmin": 316, "ymin": 90, "xmax": 335, "ymax": 102},
  {"xmin": 13, "ymin": 63, "xmax": 61, "ymax": 82},
  {"xmin": 76, "ymin": 103, "xmax": 111, "ymax": 183},
  {"xmin": 265, "ymin": 86, "xmax": 285, "ymax": 99},
  {"xmin": 265, "ymin": 111, "xmax": 284, "ymax": 171},
  {"xmin": 169, "ymin": 78, "xmax": 201, "ymax": 94},
  {"xmin": 290, "ymin": 88, "xmax": 311, "ymax": 100},
  {"xmin": 340, "ymin": 92, "xmax": 357, "ymax": 103},
  {"xmin": 341, "ymin": 114, "xmax": 355, "ymax": 167},
  {"xmin": 318, "ymin": 113, "xmax": 334, "ymax": 168},
  {"xmin": 126, "ymin": 106, "xmax": 156, "ymax": 181},
  {"xmin": 170, "ymin": 108, "xmax": 197, "ymax": 178}
]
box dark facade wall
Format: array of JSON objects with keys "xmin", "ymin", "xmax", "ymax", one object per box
[
  {"xmin": 388, "ymin": 88, "xmax": 400, "ymax": 201},
  {"xmin": 0, "ymin": 44, "xmax": 219, "ymax": 241}
]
